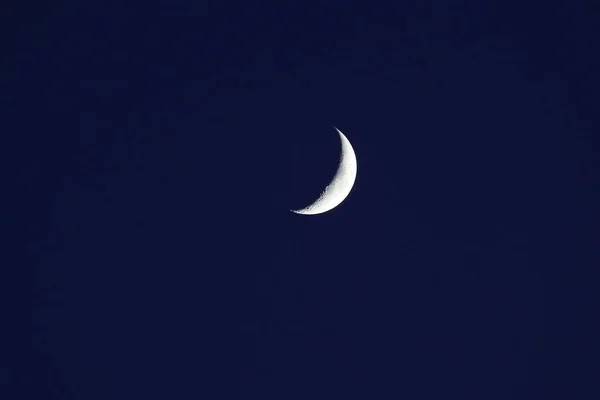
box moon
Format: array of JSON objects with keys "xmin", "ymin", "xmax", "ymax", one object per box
[{"xmin": 291, "ymin": 127, "xmax": 358, "ymax": 215}]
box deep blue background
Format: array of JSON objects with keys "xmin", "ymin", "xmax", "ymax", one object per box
[{"xmin": 4, "ymin": 1, "xmax": 599, "ymax": 399}]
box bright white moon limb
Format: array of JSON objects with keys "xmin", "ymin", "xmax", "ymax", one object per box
[{"xmin": 291, "ymin": 127, "xmax": 358, "ymax": 215}]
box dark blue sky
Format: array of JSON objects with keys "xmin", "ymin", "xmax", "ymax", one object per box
[{"xmin": 4, "ymin": 1, "xmax": 599, "ymax": 399}]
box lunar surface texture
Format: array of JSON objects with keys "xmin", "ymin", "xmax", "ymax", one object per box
[{"xmin": 291, "ymin": 128, "xmax": 357, "ymax": 215}]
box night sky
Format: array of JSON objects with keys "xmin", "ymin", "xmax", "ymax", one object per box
[{"xmin": 4, "ymin": 1, "xmax": 599, "ymax": 399}]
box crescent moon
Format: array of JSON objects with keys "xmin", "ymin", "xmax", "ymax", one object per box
[{"xmin": 291, "ymin": 127, "xmax": 358, "ymax": 215}]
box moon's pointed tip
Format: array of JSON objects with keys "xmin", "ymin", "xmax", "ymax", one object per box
[
  {"xmin": 291, "ymin": 208, "xmax": 317, "ymax": 215},
  {"xmin": 333, "ymin": 126, "xmax": 346, "ymax": 139}
]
